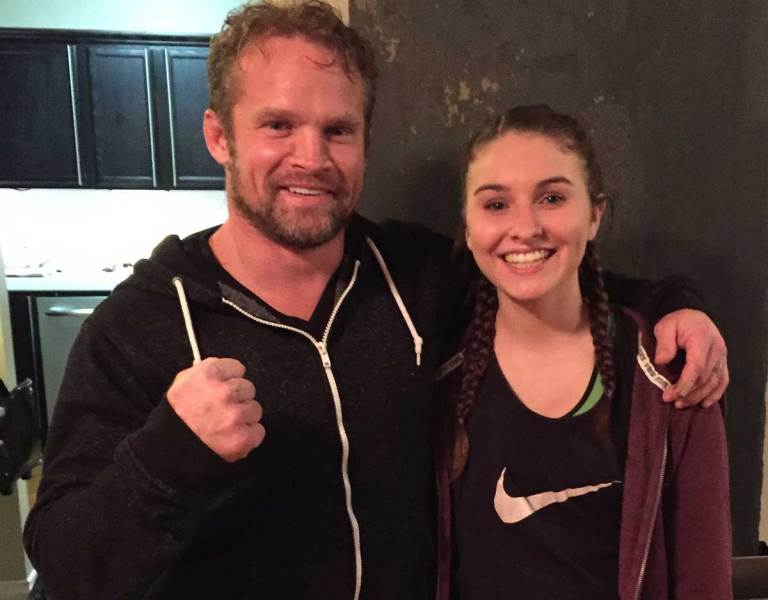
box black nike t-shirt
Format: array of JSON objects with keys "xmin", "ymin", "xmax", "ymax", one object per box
[{"xmin": 452, "ymin": 318, "xmax": 635, "ymax": 600}]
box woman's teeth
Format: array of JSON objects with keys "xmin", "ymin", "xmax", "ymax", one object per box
[{"xmin": 503, "ymin": 249, "xmax": 551, "ymax": 265}]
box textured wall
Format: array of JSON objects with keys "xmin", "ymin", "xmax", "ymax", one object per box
[{"xmin": 351, "ymin": 0, "xmax": 768, "ymax": 554}]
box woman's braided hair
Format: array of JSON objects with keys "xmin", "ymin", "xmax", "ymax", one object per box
[{"xmin": 450, "ymin": 105, "xmax": 615, "ymax": 480}]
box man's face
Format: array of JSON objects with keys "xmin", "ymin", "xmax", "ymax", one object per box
[{"xmin": 212, "ymin": 35, "xmax": 366, "ymax": 249}]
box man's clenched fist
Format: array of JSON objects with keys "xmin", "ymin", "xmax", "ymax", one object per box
[{"xmin": 167, "ymin": 357, "xmax": 265, "ymax": 462}]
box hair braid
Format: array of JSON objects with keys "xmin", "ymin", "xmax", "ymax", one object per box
[
  {"xmin": 450, "ymin": 275, "xmax": 497, "ymax": 480},
  {"xmin": 580, "ymin": 241, "xmax": 616, "ymax": 441}
]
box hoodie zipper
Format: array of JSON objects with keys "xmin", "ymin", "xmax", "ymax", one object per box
[
  {"xmin": 633, "ymin": 419, "xmax": 670, "ymax": 600},
  {"xmin": 221, "ymin": 260, "xmax": 364, "ymax": 600}
]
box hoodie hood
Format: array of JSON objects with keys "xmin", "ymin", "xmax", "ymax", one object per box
[
  {"xmin": 117, "ymin": 215, "xmax": 425, "ymax": 367},
  {"xmin": 119, "ymin": 226, "xmax": 227, "ymax": 310},
  {"xmin": 121, "ymin": 215, "xmax": 375, "ymax": 308}
]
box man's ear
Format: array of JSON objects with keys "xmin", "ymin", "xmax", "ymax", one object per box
[{"xmin": 203, "ymin": 109, "xmax": 231, "ymax": 165}]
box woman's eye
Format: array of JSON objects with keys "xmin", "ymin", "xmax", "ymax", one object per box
[
  {"xmin": 541, "ymin": 193, "xmax": 564, "ymax": 205},
  {"xmin": 484, "ymin": 200, "xmax": 506, "ymax": 211}
]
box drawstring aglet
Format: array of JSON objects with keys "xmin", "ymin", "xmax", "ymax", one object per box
[{"xmin": 414, "ymin": 335, "xmax": 423, "ymax": 367}]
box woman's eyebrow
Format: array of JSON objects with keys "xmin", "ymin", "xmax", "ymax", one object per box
[
  {"xmin": 474, "ymin": 176, "xmax": 573, "ymax": 196},
  {"xmin": 473, "ymin": 183, "xmax": 507, "ymax": 196},
  {"xmin": 535, "ymin": 176, "xmax": 573, "ymax": 189}
]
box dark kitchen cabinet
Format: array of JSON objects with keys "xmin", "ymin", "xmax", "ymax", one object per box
[
  {"xmin": 0, "ymin": 31, "xmax": 224, "ymax": 190},
  {"xmin": 83, "ymin": 45, "xmax": 158, "ymax": 188},
  {"xmin": 79, "ymin": 43, "xmax": 224, "ymax": 189},
  {"xmin": 0, "ymin": 42, "xmax": 84, "ymax": 187},
  {"xmin": 162, "ymin": 46, "xmax": 223, "ymax": 189}
]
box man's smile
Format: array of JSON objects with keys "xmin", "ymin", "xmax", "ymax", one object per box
[{"xmin": 285, "ymin": 186, "xmax": 329, "ymax": 196}]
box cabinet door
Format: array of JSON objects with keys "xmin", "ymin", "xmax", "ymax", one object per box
[
  {"xmin": 84, "ymin": 45, "xmax": 159, "ymax": 188},
  {"xmin": 162, "ymin": 46, "xmax": 224, "ymax": 189},
  {"xmin": 0, "ymin": 43, "xmax": 83, "ymax": 187}
]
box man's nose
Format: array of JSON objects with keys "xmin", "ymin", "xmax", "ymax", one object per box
[{"xmin": 291, "ymin": 129, "xmax": 331, "ymax": 170}]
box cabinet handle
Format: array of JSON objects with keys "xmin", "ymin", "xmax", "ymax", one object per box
[
  {"xmin": 144, "ymin": 49, "xmax": 158, "ymax": 188},
  {"xmin": 66, "ymin": 45, "xmax": 83, "ymax": 186},
  {"xmin": 164, "ymin": 49, "xmax": 178, "ymax": 188},
  {"xmin": 44, "ymin": 307, "xmax": 95, "ymax": 317}
]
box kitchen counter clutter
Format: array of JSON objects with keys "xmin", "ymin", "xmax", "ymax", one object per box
[{"xmin": 5, "ymin": 267, "xmax": 132, "ymax": 293}]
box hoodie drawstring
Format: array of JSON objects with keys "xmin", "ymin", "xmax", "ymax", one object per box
[
  {"xmin": 636, "ymin": 334, "xmax": 671, "ymax": 392},
  {"xmin": 172, "ymin": 238, "xmax": 424, "ymax": 369},
  {"xmin": 172, "ymin": 276, "xmax": 202, "ymax": 365},
  {"xmin": 364, "ymin": 237, "xmax": 424, "ymax": 367}
]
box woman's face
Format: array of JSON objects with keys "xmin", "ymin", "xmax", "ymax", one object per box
[{"xmin": 464, "ymin": 131, "xmax": 604, "ymax": 306}]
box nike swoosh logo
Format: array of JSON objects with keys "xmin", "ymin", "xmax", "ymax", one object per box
[{"xmin": 494, "ymin": 467, "xmax": 620, "ymax": 524}]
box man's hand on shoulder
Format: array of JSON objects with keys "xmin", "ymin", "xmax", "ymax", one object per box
[
  {"xmin": 653, "ymin": 309, "xmax": 729, "ymax": 409},
  {"xmin": 167, "ymin": 357, "xmax": 265, "ymax": 462}
]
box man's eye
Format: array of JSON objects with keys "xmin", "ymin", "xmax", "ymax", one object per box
[
  {"xmin": 325, "ymin": 125, "xmax": 352, "ymax": 137},
  {"xmin": 265, "ymin": 121, "xmax": 291, "ymax": 131}
]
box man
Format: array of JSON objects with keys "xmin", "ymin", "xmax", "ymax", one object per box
[{"xmin": 24, "ymin": 2, "xmax": 727, "ymax": 599}]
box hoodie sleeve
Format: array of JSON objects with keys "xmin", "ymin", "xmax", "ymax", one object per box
[
  {"xmin": 603, "ymin": 272, "xmax": 707, "ymax": 326},
  {"xmin": 23, "ymin": 316, "xmax": 232, "ymax": 600},
  {"xmin": 663, "ymin": 404, "xmax": 733, "ymax": 599}
]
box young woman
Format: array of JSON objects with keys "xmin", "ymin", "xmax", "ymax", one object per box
[{"xmin": 436, "ymin": 105, "xmax": 731, "ymax": 600}]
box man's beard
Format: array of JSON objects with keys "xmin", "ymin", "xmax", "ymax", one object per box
[{"xmin": 229, "ymin": 157, "xmax": 354, "ymax": 250}]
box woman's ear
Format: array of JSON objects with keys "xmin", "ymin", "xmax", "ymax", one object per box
[
  {"xmin": 461, "ymin": 218, "xmax": 473, "ymax": 251},
  {"xmin": 588, "ymin": 198, "xmax": 607, "ymax": 240}
]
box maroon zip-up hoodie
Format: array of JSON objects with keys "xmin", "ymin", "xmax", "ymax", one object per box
[{"xmin": 435, "ymin": 308, "xmax": 732, "ymax": 600}]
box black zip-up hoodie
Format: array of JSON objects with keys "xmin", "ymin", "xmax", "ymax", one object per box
[
  {"xmin": 25, "ymin": 216, "xmax": 464, "ymax": 600},
  {"xmin": 23, "ymin": 214, "xmax": 704, "ymax": 600}
]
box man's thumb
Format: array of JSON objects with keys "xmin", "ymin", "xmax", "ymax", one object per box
[{"xmin": 654, "ymin": 335, "xmax": 676, "ymax": 365}]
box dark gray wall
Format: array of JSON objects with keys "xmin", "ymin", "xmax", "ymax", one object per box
[{"xmin": 352, "ymin": 0, "xmax": 768, "ymax": 554}]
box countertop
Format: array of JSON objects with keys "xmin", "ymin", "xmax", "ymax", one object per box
[{"xmin": 5, "ymin": 268, "xmax": 133, "ymax": 293}]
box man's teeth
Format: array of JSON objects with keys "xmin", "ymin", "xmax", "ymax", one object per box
[
  {"xmin": 287, "ymin": 187, "xmax": 325, "ymax": 196},
  {"xmin": 503, "ymin": 250, "xmax": 551, "ymax": 264}
]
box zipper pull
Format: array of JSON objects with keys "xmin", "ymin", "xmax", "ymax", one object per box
[{"xmin": 317, "ymin": 341, "xmax": 332, "ymax": 368}]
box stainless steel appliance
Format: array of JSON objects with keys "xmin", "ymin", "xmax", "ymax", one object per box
[
  {"xmin": 9, "ymin": 293, "xmax": 107, "ymax": 442},
  {"xmin": 35, "ymin": 296, "xmax": 105, "ymax": 426}
]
